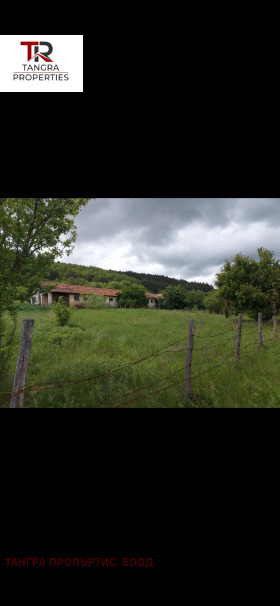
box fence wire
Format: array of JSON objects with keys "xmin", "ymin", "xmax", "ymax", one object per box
[
  {"xmin": 0, "ymin": 335, "xmax": 189, "ymax": 401},
  {"xmin": 113, "ymin": 338, "xmax": 277, "ymax": 408},
  {"xmin": 0, "ymin": 319, "xmax": 278, "ymax": 407}
]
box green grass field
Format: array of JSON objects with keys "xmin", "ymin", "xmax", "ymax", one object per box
[{"xmin": 1, "ymin": 307, "xmax": 280, "ymax": 408}]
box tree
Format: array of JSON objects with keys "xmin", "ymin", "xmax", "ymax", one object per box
[
  {"xmin": 215, "ymin": 248, "xmax": 280, "ymax": 319},
  {"xmin": 0, "ymin": 197, "xmax": 93, "ymax": 376},
  {"xmin": 117, "ymin": 284, "xmax": 147, "ymax": 308},
  {"xmin": 255, "ymin": 248, "xmax": 280, "ymax": 316},
  {"xmin": 161, "ymin": 285, "xmax": 188, "ymax": 309},
  {"xmin": 0, "ymin": 198, "xmax": 92, "ymax": 296}
]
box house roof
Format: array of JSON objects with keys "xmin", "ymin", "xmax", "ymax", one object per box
[
  {"xmin": 145, "ymin": 293, "xmax": 163, "ymax": 299},
  {"xmin": 41, "ymin": 283, "xmax": 121, "ymax": 296},
  {"xmin": 42, "ymin": 283, "xmax": 163, "ymax": 299}
]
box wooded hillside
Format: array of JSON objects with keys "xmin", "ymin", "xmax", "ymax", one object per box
[{"xmin": 47, "ymin": 262, "xmax": 214, "ymax": 294}]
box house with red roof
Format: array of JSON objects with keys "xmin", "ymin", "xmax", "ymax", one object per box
[{"xmin": 32, "ymin": 283, "xmax": 163, "ymax": 309}]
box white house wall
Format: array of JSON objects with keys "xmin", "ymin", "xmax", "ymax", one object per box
[
  {"xmin": 33, "ymin": 290, "xmax": 160, "ymax": 308},
  {"xmin": 106, "ymin": 297, "xmax": 118, "ymax": 308}
]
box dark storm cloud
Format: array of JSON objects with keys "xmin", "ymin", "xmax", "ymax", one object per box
[
  {"xmin": 64, "ymin": 199, "xmax": 280, "ymax": 285},
  {"xmin": 76, "ymin": 198, "xmax": 236, "ymax": 243}
]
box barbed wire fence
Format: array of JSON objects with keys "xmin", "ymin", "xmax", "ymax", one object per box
[{"xmin": 1, "ymin": 312, "xmax": 278, "ymax": 408}]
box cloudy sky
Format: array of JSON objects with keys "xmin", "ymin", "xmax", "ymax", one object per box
[{"xmin": 61, "ymin": 198, "xmax": 280, "ymax": 286}]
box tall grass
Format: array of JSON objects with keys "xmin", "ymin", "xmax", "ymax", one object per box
[{"xmin": 0, "ymin": 307, "xmax": 279, "ymax": 408}]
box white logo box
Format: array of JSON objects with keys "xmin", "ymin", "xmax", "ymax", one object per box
[{"xmin": 0, "ymin": 35, "xmax": 83, "ymax": 92}]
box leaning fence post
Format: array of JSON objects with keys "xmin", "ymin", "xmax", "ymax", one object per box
[
  {"xmin": 273, "ymin": 316, "xmax": 277, "ymax": 338},
  {"xmin": 185, "ymin": 319, "xmax": 195, "ymax": 396},
  {"xmin": 235, "ymin": 313, "xmax": 243, "ymax": 364},
  {"xmin": 258, "ymin": 312, "xmax": 263, "ymax": 346},
  {"xmin": 10, "ymin": 319, "xmax": 34, "ymax": 409}
]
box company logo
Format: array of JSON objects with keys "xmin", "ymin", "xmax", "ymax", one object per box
[
  {"xmin": 14, "ymin": 40, "xmax": 69, "ymax": 82},
  {"xmin": 21, "ymin": 41, "xmax": 53, "ymax": 62}
]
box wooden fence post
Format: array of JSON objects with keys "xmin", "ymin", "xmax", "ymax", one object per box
[
  {"xmin": 258, "ymin": 312, "xmax": 263, "ymax": 346},
  {"xmin": 235, "ymin": 313, "xmax": 243, "ymax": 364},
  {"xmin": 185, "ymin": 319, "xmax": 195, "ymax": 396},
  {"xmin": 10, "ymin": 319, "xmax": 34, "ymax": 409},
  {"xmin": 273, "ymin": 316, "xmax": 277, "ymax": 338}
]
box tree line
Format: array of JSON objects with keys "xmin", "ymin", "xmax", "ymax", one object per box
[{"xmin": 115, "ymin": 269, "xmax": 213, "ymax": 294}]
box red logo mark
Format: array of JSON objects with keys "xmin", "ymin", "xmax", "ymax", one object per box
[{"xmin": 21, "ymin": 41, "xmax": 53, "ymax": 62}]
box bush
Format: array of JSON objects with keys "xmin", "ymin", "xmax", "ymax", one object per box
[
  {"xmin": 51, "ymin": 296, "xmax": 73, "ymax": 327},
  {"xmin": 0, "ymin": 307, "xmax": 17, "ymax": 379},
  {"xmin": 14, "ymin": 301, "xmax": 33, "ymax": 311},
  {"xmin": 117, "ymin": 284, "xmax": 147, "ymax": 308},
  {"xmin": 204, "ymin": 290, "xmax": 224, "ymax": 314},
  {"xmin": 184, "ymin": 290, "xmax": 207, "ymax": 310},
  {"xmin": 84, "ymin": 293, "xmax": 109, "ymax": 309}
]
